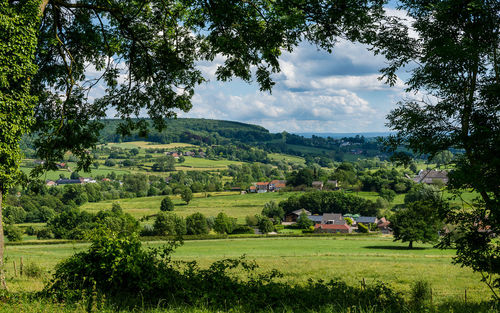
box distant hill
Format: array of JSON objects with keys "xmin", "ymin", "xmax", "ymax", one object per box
[
  {"xmin": 97, "ymin": 118, "xmax": 389, "ymax": 160},
  {"xmin": 296, "ymin": 132, "xmax": 393, "ymax": 138}
]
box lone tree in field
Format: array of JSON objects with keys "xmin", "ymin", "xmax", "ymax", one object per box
[
  {"xmin": 390, "ymin": 201, "xmax": 443, "ymax": 249},
  {"xmin": 181, "ymin": 188, "xmax": 193, "ymax": 205},
  {"xmin": 0, "ymin": 0, "xmax": 386, "ymax": 289},
  {"xmin": 160, "ymin": 197, "xmax": 174, "ymax": 212}
]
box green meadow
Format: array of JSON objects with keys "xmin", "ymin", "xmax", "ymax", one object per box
[
  {"xmin": 81, "ymin": 191, "xmax": 294, "ymax": 222},
  {"xmin": 3, "ymin": 236, "xmax": 491, "ymax": 303}
]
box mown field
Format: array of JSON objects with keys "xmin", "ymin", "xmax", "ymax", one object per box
[
  {"xmin": 81, "ymin": 191, "xmax": 294, "ymax": 222},
  {"xmin": 3, "ymin": 236, "xmax": 491, "ymax": 304}
]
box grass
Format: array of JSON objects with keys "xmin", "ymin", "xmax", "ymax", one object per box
[
  {"xmin": 268, "ymin": 153, "xmax": 306, "ymax": 165},
  {"xmin": 3, "ymin": 236, "xmax": 493, "ymax": 304},
  {"xmin": 104, "ymin": 141, "xmax": 197, "ymax": 149},
  {"xmin": 81, "ymin": 191, "xmax": 294, "ymax": 222},
  {"xmin": 178, "ymin": 156, "xmax": 243, "ymax": 169}
]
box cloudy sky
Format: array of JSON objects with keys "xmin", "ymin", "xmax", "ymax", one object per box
[{"xmin": 180, "ymin": 37, "xmax": 409, "ymax": 134}]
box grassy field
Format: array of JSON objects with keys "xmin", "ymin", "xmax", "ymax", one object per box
[
  {"xmin": 3, "ymin": 236, "xmax": 492, "ymax": 304},
  {"xmin": 268, "ymin": 153, "xmax": 306, "ymax": 165},
  {"xmin": 81, "ymin": 191, "xmax": 294, "ymax": 222},
  {"xmin": 104, "ymin": 141, "xmax": 197, "ymax": 149}
]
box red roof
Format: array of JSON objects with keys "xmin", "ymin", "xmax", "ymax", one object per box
[
  {"xmin": 256, "ymin": 182, "xmax": 269, "ymax": 186},
  {"xmin": 249, "ymin": 186, "xmax": 256, "ymax": 190},
  {"xmin": 315, "ymin": 224, "xmax": 350, "ymax": 230}
]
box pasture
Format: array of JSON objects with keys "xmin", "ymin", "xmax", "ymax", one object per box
[
  {"xmin": 3, "ymin": 236, "xmax": 491, "ymax": 304},
  {"xmin": 81, "ymin": 191, "xmax": 293, "ymax": 222}
]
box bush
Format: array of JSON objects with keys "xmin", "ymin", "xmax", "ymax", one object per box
[
  {"xmin": 43, "ymin": 231, "xmax": 406, "ymax": 312},
  {"xmin": 37, "ymin": 228, "xmax": 55, "ymax": 239},
  {"xmin": 153, "ymin": 212, "xmax": 186, "ymax": 236},
  {"xmin": 186, "ymin": 212, "xmax": 209, "ymax": 235},
  {"xmin": 213, "ymin": 212, "xmax": 237, "ymax": 234},
  {"xmin": 231, "ymin": 225, "xmax": 254, "ymax": 234},
  {"xmin": 4, "ymin": 225, "xmax": 23, "ymax": 242},
  {"xmin": 410, "ymin": 280, "xmax": 432, "ymax": 309},
  {"xmin": 24, "ymin": 262, "xmax": 44, "ymax": 278},
  {"xmin": 258, "ymin": 216, "xmax": 274, "ymax": 234},
  {"xmin": 160, "ymin": 197, "xmax": 174, "ymax": 211},
  {"xmin": 245, "ymin": 215, "xmax": 259, "ymax": 227},
  {"xmin": 181, "ymin": 188, "xmax": 193, "ymax": 204},
  {"xmin": 25, "ymin": 226, "xmax": 37, "ymax": 236}
]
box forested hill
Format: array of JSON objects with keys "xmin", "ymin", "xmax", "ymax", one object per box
[
  {"xmin": 98, "ymin": 118, "xmax": 386, "ymax": 160},
  {"xmin": 99, "ymin": 118, "xmax": 275, "ymax": 145}
]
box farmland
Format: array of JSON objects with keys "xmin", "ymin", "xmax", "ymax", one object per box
[{"xmin": 3, "ymin": 236, "xmax": 491, "ymax": 304}]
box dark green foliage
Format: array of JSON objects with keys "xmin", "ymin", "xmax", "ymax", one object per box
[
  {"xmin": 372, "ymin": 0, "xmax": 500, "ymax": 297},
  {"xmin": 287, "ymin": 168, "xmax": 314, "ymax": 187},
  {"xmin": 3, "ymin": 206, "xmax": 26, "ymax": 224},
  {"xmin": 245, "ymin": 215, "xmax": 259, "ymax": 227},
  {"xmin": 404, "ymin": 184, "xmax": 441, "ymax": 205},
  {"xmin": 186, "ymin": 212, "xmax": 209, "ymax": 235},
  {"xmin": 153, "ymin": 212, "xmax": 186, "ymax": 237},
  {"xmin": 104, "ymin": 159, "xmax": 116, "ymax": 167},
  {"xmin": 4, "ymin": 225, "xmax": 22, "ymax": 242},
  {"xmin": 279, "ymin": 191, "xmax": 379, "ymax": 217},
  {"xmin": 261, "ymin": 201, "xmax": 284, "ymax": 223},
  {"xmin": 160, "ymin": 197, "xmax": 174, "ymax": 212},
  {"xmin": 36, "ymin": 228, "xmax": 54, "ymax": 240},
  {"xmin": 391, "ymin": 201, "xmax": 443, "ymax": 249},
  {"xmin": 152, "ymin": 156, "xmax": 176, "ymax": 172},
  {"xmin": 181, "ymin": 188, "xmax": 193, "ymax": 204},
  {"xmin": 213, "ymin": 212, "xmax": 237, "ymax": 234},
  {"xmin": 24, "ymin": 262, "xmax": 44, "ymax": 278},
  {"xmin": 43, "ymin": 232, "xmax": 406, "ymax": 312},
  {"xmin": 410, "ymin": 280, "xmax": 432, "ymax": 310},
  {"xmin": 297, "ymin": 211, "xmax": 314, "ymax": 230},
  {"xmin": 258, "ymin": 216, "xmax": 274, "ymax": 234}
]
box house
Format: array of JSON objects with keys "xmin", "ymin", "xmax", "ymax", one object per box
[
  {"xmin": 314, "ymin": 224, "xmax": 352, "ymax": 233},
  {"xmin": 101, "ymin": 178, "xmax": 111, "ymax": 182},
  {"xmin": 55, "ymin": 162, "xmax": 67, "ymax": 169},
  {"xmin": 413, "ymin": 169, "xmax": 448, "ymax": 185},
  {"xmin": 312, "ymin": 181, "xmax": 324, "ymax": 190},
  {"xmin": 306, "ymin": 215, "xmax": 323, "ymax": 224},
  {"xmin": 321, "ymin": 213, "xmax": 346, "ymax": 225},
  {"xmin": 269, "ymin": 180, "xmax": 286, "ymax": 191},
  {"xmin": 171, "ymin": 152, "xmax": 180, "ymax": 158},
  {"xmin": 325, "ymin": 180, "xmax": 338, "ymax": 189},
  {"xmin": 377, "ymin": 217, "xmax": 391, "ymax": 234},
  {"xmin": 56, "ymin": 178, "xmax": 84, "ymax": 185},
  {"xmin": 45, "ymin": 180, "xmax": 57, "ymax": 187},
  {"xmin": 354, "ymin": 216, "xmax": 379, "ymax": 227},
  {"xmin": 255, "ymin": 182, "xmax": 269, "ymax": 193},
  {"xmin": 284, "ymin": 209, "xmax": 311, "ymax": 222},
  {"xmin": 184, "ymin": 151, "xmax": 195, "ymax": 156},
  {"xmin": 249, "ymin": 186, "xmax": 257, "ymax": 193},
  {"xmin": 81, "ymin": 177, "xmax": 97, "ymax": 184}
]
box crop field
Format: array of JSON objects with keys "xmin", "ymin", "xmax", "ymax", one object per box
[
  {"xmin": 81, "ymin": 191, "xmax": 294, "ymax": 222},
  {"xmin": 3, "ymin": 236, "xmax": 491, "ymax": 303}
]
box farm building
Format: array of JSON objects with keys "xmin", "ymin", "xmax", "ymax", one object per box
[
  {"xmin": 284, "ymin": 209, "xmax": 312, "ymax": 222},
  {"xmin": 315, "ymin": 224, "xmax": 352, "ymax": 234},
  {"xmin": 413, "ymin": 169, "xmax": 448, "ymax": 185}
]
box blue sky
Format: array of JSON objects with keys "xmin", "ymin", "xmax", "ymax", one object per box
[{"xmin": 179, "ymin": 38, "xmax": 408, "ymax": 134}]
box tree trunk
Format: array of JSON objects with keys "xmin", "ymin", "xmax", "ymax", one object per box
[
  {"xmin": 408, "ymin": 241, "xmax": 413, "ymax": 249},
  {"xmin": 0, "ymin": 190, "xmax": 7, "ymax": 290}
]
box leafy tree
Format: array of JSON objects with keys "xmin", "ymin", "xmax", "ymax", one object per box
[
  {"xmin": 213, "ymin": 212, "xmax": 236, "ymax": 235},
  {"xmin": 181, "ymin": 188, "xmax": 193, "ymax": 205},
  {"xmin": 129, "ymin": 148, "xmax": 139, "ymax": 156},
  {"xmin": 404, "ymin": 184, "xmax": 441, "ymax": 205},
  {"xmin": 3, "ymin": 225, "xmax": 22, "ymax": 242},
  {"xmin": 104, "ymin": 159, "xmax": 116, "ymax": 167},
  {"xmin": 3, "ymin": 206, "xmax": 26, "ymax": 224},
  {"xmin": 258, "ymin": 216, "xmax": 274, "ymax": 234},
  {"xmin": 153, "ymin": 212, "xmax": 186, "ymax": 237},
  {"xmin": 185, "ymin": 212, "xmax": 208, "ymax": 235},
  {"xmin": 152, "ymin": 156, "xmax": 176, "ymax": 172},
  {"xmin": 70, "ymin": 171, "xmax": 80, "ymax": 180},
  {"xmin": 160, "ymin": 197, "xmax": 174, "ymax": 212},
  {"xmin": 373, "ymin": 0, "xmax": 500, "ymax": 297},
  {"xmin": 390, "ymin": 201, "xmax": 443, "ymax": 249},
  {"xmin": 261, "ymin": 201, "xmax": 285, "ymax": 223},
  {"xmin": 1, "ymin": 0, "xmax": 385, "ymax": 289},
  {"xmin": 296, "ymin": 211, "xmax": 313, "ymax": 230},
  {"xmin": 178, "ymin": 156, "xmax": 185, "ymax": 163}
]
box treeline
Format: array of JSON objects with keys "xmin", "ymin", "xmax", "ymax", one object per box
[{"xmin": 279, "ymin": 191, "xmax": 381, "ymax": 217}]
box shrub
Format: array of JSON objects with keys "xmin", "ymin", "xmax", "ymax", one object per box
[
  {"xmin": 258, "ymin": 216, "xmax": 274, "ymax": 234},
  {"xmin": 231, "ymin": 225, "xmax": 254, "ymax": 235},
  {"xmin": 186, "ymin": 212, "xmax": 209, "ymax": 235},
  {"xmin": 245, "ymin": 215, "xmax": 259, "ymax": 227},
  {"xmin": 43, "ymin": 231, "xmax": 406, "ymax": 312},
  {"xmin": 153, "ymin": 212, "xmax": 186, "ymax": 236},
  {"xmin": 25, "ymin": 225, "xmax": 37, "ymax": 236},
  {"xmin": 4, "ymin": 225, "xmax": 23, "ymax": 242},
  {"xmin": 213, "ymin": 212, "xmax": 237, "ymax": 234},
  {"xmin": 160, "ymin": 197, "xmax": 174, "ymax": 212},
  {"xmin": 24, "ymin": 262, "xmax": 44, "ymax": 278},
  {"xmin": 37, "ymin": 228, "xmax": 55, "ymax": 240},
  {"xmin": 410, "ymin": 280, "xmax": 432, "ymax": 309}
]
